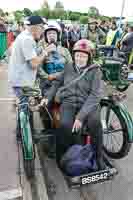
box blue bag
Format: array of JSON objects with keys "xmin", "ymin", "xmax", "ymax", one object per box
[{"xmin": 60, "ymin": 144, "xmax": 98, "ymax": 176}]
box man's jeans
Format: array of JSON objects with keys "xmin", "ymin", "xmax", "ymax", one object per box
[
  {"xmin": 13, "ymin": 87, "xmax": 29, "ymax": 111},
  {"xmin": 13, "ymin": 87, "xmax": 29, "ymax": 138}
]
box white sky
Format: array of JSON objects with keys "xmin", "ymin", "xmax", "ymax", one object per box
[{"xmin": 0, "ymin": 0, "xmax": 133, "ymax": 17}]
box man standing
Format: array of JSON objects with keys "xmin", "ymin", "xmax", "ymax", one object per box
[
  {"xmin": 8, "ymin": 16, "xmax": 48, "ymax": 140},
  {"xmin": 68, "ymin": 24, "xmax": 81, "ymax": 53},
  {"xmin": 8, "ymin": 16, "xmax": 48, "ymax": 96}
]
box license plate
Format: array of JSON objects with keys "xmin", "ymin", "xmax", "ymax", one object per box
[{"xmin": 81, "ymin": 171, "xmax": 109, "ymax": 185}]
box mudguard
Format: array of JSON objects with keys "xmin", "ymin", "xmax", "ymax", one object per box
[{"xmin": 19, "ymin": 111, "xmax": 34, "ymax": 159}]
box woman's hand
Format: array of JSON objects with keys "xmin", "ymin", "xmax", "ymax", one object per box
[
  {"xmin": 72, "ymin": 119, "xmax": 82, "ymax": 133},
  {"xmin": 48, "ymin": 74, "xmax": 56, "ymax": 81}
]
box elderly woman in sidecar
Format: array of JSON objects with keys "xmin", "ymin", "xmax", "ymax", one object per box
[{"xmin": 43, "ymin": 39, "xmax": 105, "ymax": 170}]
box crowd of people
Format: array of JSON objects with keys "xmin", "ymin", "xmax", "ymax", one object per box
[
  {"xmin": 1, "ymin": 14, "xmax": 133, "ymax": 58},
  {"xmin": 60, "ymin": 18, "xmax": 133, "ymax": 59}
]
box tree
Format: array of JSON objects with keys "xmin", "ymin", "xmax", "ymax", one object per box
[
  {"xmin": 55, "ymin": 1, "xmax": 64, "ymax": 9},
  {"xmin": 80, "ymin": 16, "xmax": 88, "ymax": 24},
  {"xmin": 39, "ymin": 7, "xmax": 50, "ymax": 18},
  {"xmin": 62, "ymin": 11, "xmax": 68, "ymax": 20},
  {"xmin": 14, "ymin": 10, "xmax": 23, "ymax": 22},
  {"xmin": 42, "ymin": 0, "xmax": 49, "ymax": 9},
  {"xmin": 69, "ymin": 12, "xmax": 80, "ymax": 21},
  {"xmin": 54, "ymin": 1, "xmax": 64, "ymax": 19},
  {"xmin": 32, "ymin": 10, "xmax": 40, "ymax": 16},
  {"xmin": 88, "ymin": 6, "xmax": 100, "ymax": 18},
  {"xmin": 23, "ymin": 8, "xmax": 32, "ymax": 16},
  {"xmin": 39, "ymin": 0, "xmax": 50, "ymax": 18},
  {"xmin": 0, "ymin": 8, "xmax": 4, "ymax": 16}
]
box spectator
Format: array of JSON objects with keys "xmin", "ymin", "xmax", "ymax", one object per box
[
  {"xmin": 68, "ymin": 24, "xmax": 81, "ymax": 53},
  {"xmin": 0, "ymin": 17, "xmax": 7, "ymax": 33},
  {"xmin": 60, "ymin": 23, "xmax": 69, "ymax": 48},
  {"xmin": 106, "ymin": 21, "xmax": 121, "ymax": 47},
  {"xmin": 99, "ymin": 20, "xmax": 108, "ymax": 34},
  {"xmin": 120, "ymin": 22, "xmax": 133, "ymax": 54},
  {"xmin": 86, "ymin": 19, "xmax": 106, "ymax": 45},
  {"xmin": 117, "ymin": 22, "xmax": 128, "ymax": 49}
]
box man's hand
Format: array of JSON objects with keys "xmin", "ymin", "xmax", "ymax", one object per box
[
  {"xmin": 72, "ymin": 119, "xmax": 82, "ymax": 133},
  {"xmin": 48, "ymin": 74, "xmax": 56, "ymax": 81},
  {"xmin": 45, "ymin": 44, "xmax": 56, "ymax": 54},
  {"xmin": 42, "ymin": 50, "xmax": 48, "ymax": 58},
  {"xmin": 31, "ymin": 50, "xmax": 48, "ymax": 70}
]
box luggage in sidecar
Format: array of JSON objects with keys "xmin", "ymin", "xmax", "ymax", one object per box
[{"xmin": 62, "ymin": 154, "xmax": 118, "ymax": 188}]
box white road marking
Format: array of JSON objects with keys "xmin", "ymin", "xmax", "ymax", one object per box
[
  {"xmin": 0, "ymin": 188, "xmax": 22, "ymax": 200},
  {"xmin": 0, "ymin": 98, "xmax": 15, "ymax": 102},
  {"xmin": 35, "ymin": 146, "xmax": 49, "ymax": 200},
  {"xmin": 18, "ymin": 143, "xmax": 32, "ymax": 200}
]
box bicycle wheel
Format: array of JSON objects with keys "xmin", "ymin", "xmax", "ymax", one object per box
[
  {"xmin": 100, "ymin": 100, "xmax": 131, "ymax": 159},
  {"xmin": 21, "ymin": 122, "xmax": 35, "ymax": 179},
  {"xmin": 23, "ymin": 157, "xmax": 35, "ymax": 179},
  {"xmin": 20, "ymin": 111, "xmax": 35, "ymax": 179}
]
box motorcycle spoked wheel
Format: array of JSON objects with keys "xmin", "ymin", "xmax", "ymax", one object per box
[{"xmin": 100, "ymin": 100, "xmax": 131, "ymax": 159}]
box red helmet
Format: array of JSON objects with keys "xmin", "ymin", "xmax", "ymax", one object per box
[{"xmin": 73, "ymin": 39, "xmax": 95, "ymax": 57}]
